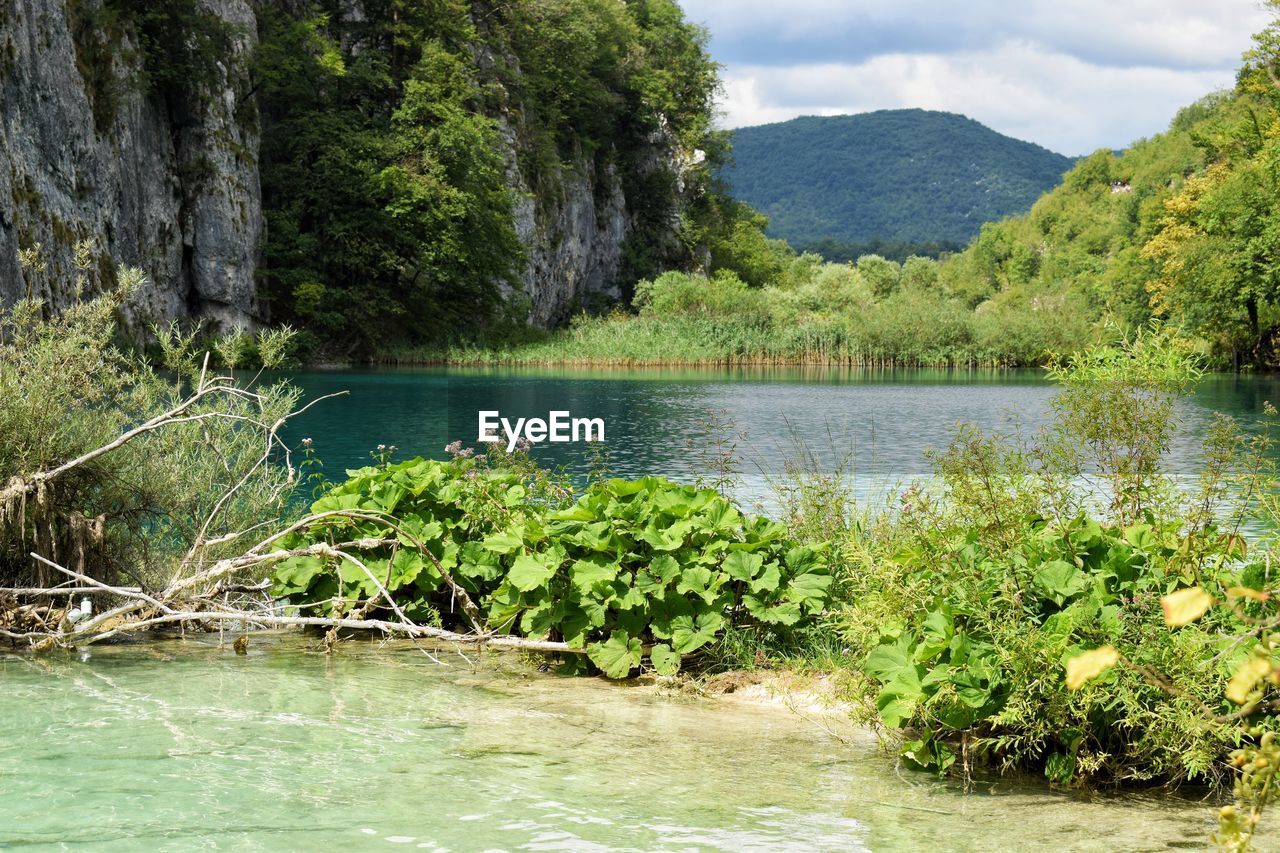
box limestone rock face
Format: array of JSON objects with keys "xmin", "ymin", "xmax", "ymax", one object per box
[
  {"xmin": 495, "ymin": 108, "xmax": 686, "ymax": 330},
  {"xmin": 0, "ymin": 2, "xmax": 686, "ymax": 334},
  {"xmin": 498, "ymin": 116, "xmax": 628, "ymax": 329},
  {"xmin": 0, "ymin": 0, "xmax": 262, "ymax": 331}
]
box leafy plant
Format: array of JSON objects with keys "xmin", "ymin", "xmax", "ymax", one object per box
[
  {"xmin": 844, "ymin": 333, "xmax": 1261, "ymax": 783},
  {"xmin": 273, "ymin": 456, "xmax": 831, "ymax": 677}
]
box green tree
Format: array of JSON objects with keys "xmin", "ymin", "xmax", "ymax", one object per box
[{"xmin": 857, "ymin": 254, "xmax": 901, "ymax": 298}]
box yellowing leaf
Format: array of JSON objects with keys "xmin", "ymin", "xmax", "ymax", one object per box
[
  {"xmin": 1227, "ymin": 656, "xmax": 1274, "ymax": 705},
  {"xmin": 1065, "ymin": 646, "xmax": 1119, "ymax": 691},
  {"xmin": 1161, "ymin": 587, "xmax": 1213, "ymax": 627},
  {"xmin": 1227, "ymin": 586, "xmax": 1270, "ymax": 603}
]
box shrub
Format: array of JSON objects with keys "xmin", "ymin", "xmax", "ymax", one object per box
[
  {"xmin": 841, "ymin": 331, "xmax": 1264, "ymax": 783},
  {"xmin": 0, "ymin": 263, "xmax": 302, "ymax": 589},
  {"xmin": 633, "ymin": 269, "xmax": 771, "ymax": 323},
  {"xmin": 273, "ymin": 454, "xmax": 832, "ymax": 677}
]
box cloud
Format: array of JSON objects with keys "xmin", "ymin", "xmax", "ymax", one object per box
[
  {"xmin": 719, "ymin": 43, "xmax": 1234, "ymax": 154},
  {"xmin": 683, "ymin": 0, "xmax": 1268, "ymax": 69},
  {"xmin": 680, "ymin": 0, "xmax": 1270, "ymax": 152}
]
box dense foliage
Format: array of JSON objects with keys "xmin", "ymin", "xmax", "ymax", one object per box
[
  {"xmin": 0, "ymin": 250, "xmax": 299, "ymax": 589},
  {"xmin": 831, "ymin": 332, "xmax": 1275, "ymax": 786},
  {"xmin": 251, "ymin": 0, "xmax": 721, "ymax": 355},
  {"xmin": 721, "ymin": 110, "xmax": 1074, "ymax": 248},
  {"xmin": 273, "ymin": 452, "xmax": 831, "ymax": 677},
  {"xmin": 439, "ymin": 258, "xmax": 1094, "ymax": 367}
]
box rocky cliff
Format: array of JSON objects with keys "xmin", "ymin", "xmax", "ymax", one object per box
[
  {"xmin": 503, "ymin": 122, "xmax": 628, "ymax": 328},
  {"xmin": 0, "ymin": 0, "xmax": 702, "ymax": 336},
  {"xmin": 0, "ymin": 0, "xmax": 262, "ymax": 330}
]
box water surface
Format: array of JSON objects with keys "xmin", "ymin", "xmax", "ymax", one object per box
[
  {"xmin": 285, "ymin": 366, "xmax": 1280, "ymax": 508},
  {"xmin": 0, "ymin": 637, "xmax": 1228, "ymax": 851}
]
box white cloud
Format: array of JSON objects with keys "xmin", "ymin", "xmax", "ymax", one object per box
[
  {"xmin": 717, "ymin": 43, "xmax": 1240, "ymax": 154},
  {"xmin": 682, "ymin": 0, "xmax": 1270, "ymax": 152}
]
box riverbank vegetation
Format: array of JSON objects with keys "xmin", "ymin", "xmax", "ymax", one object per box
[
  {"xmin": 5, "ymin": 261, "xmax": 1280, "ymax": 846},
  {"xmin": 417, "ymin": 260, "xmax": 1095, "ymax": 367},
  {"xmin": 396, "ymin": 5, "xmax": 1280, "ymax": 372}
]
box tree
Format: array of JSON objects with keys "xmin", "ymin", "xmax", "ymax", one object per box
[{"xmin": 857, "ymin": 254, "xmax": 901, "ymax": 298}]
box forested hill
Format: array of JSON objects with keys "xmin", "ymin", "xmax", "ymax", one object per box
[{"xmin": 721, "ymin": 110, "xmax": 1074, "ymax": 251}]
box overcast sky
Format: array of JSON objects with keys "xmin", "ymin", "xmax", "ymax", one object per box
[{"xmin": 679, "ymin": 1, "xmax": 1272, "ymax": 155}]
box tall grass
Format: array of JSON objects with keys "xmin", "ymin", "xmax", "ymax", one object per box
[{"xmin": 379, "ymin": 266, "xmax": 1099, "ymax": 368}]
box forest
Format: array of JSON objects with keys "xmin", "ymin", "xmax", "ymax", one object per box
[
  {"xmin": 720, "ymin": 109, "xmax": 1074, "ymax": 248},
  {"xmin": 466, "ymin": 23, "xmax": 1280, "ymax": 371}
]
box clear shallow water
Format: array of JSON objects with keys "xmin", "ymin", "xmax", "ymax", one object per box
[
  {"xmin": 0, "ymin": 637, "xmax": 1230, "ymax": 851},
  {"xmin": 283, "ymin": 366, "xmax": 1280, "ymax": 509},
  {"xmin": 18, "ymin": 366, "xmax": 1264, "ymax": 850}
]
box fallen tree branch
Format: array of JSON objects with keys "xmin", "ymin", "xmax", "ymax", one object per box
[
  {"xmin": 63, "ymin": 610, "xmax": 582, "ymax": 654},
  {"xmin": 0, "ymin": 586, "xmax": 142, "ymax": 596},
  {"xmin": 6, "ymin": 548, "xmax": 584, "ymax": 659}
]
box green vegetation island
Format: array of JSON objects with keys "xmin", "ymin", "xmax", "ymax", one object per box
[{"xmin": 8, "ymin": 0, "xmax": 1280, "ymax": 850}]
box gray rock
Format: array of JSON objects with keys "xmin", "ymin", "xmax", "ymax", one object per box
[{"xmin": 0, "ymin": 0, "xmax": 261, "ymax": 332}]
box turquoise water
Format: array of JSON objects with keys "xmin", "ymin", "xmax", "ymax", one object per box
[
  {"xmin": 6, "ymin": 367, "xmax": 1276, "ymax": 850},
  {"xmin": 0, "ymin": 637, "xmax": 1227, "ymax": 851},
  {"xmin": 284, "ymin": 366, "xmax": 1280, "ymax": 508}
]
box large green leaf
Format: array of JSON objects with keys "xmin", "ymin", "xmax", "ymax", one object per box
[
  {"xmin": 876, "ymin": 665, "xmax": 925, "ymax": 728},
  {"xmin": 569, "ymin": 558, "xmax": 619, "ymax": 593},
  {"xmin": 481, "ymin": 528, "xmax": 526, "ymax": 555},
  {"xmin": 587, "ymin": 630, "xmax": 643, "ymax": 678},
  {"xmin": 749, "ymin": 561, "xmax": 781, "ymax": 594},
  {"xmin": 676, "ymin": 565, "xmax": 719, "ymax": 603},
  {"xmin": 275, "ymin": 556, "xmax": 328, "ymax": 594},
  {"xmin": 508, "ymin": 553, "xmax": 558, "ymax": 592},
  {"xmin": 671, "ymin": 610, "xmax": 724, "ymax": 653},
  {"xmin": 649, "ymin": 643, "xmax": 681, "ymax": 676},
  {"xmin": 866, "ymin": 635, "xmax": 914, "ymax": 683},
  {"xmin": 786, "ymin": 570, "xmax": 831, "ymax": 610},
  {"xmin": 1033, "ymin": 560, "xmax": 1089, "ymax": 605},
  {"xmin": 723, "ymin": 551, "xmax": 764, "ymax": 583}
]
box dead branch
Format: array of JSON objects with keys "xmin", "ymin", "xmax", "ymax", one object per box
[{"xmin": 6, "ymin": 541, "xmax": 587, "ymax": 659}]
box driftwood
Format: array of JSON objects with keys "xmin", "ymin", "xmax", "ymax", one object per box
[
  {"xmin": 3, "ymin": 513, "xmax": 583, "ymax": 656},
  {"xmin": 0, "ymin": 354, "xmax": 579, "ymax": 658},
  {"xmin": 3, "ymin": 541, "xmax": 581, "ymax": 656}
]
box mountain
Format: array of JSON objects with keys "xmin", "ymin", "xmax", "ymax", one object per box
[{"xmin": 721, "ymin": 109, "xmax": 1074, "ymax": 250}]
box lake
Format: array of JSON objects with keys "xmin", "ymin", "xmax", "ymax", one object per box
[
  {"xmin": 285, "ymin": 366, "xmax": 1280, "ymax": 510},
  {"xmin": 8, "ymin": 366, "xmax": 1276, "ymax": 851},
  {"xmin": 0, "ymin": 636, "xmax": 1220, "ymax": 851}
]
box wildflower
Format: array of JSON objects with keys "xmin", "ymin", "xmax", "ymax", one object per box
[{"xmin": 301, "ymin": 437, "xmax": 313, "ymax": 448}]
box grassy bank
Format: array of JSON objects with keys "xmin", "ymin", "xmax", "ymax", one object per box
[{"xmin": 377, "ymin": 266, "xmax": 1099, "ymax": 368}]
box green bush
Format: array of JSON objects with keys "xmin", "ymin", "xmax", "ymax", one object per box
[
  {"xmin": 273, "ymin": 454, "xmax": 832, "ymax": 677},
  {"xmin": 840, "ymin": 332, "xmax": 1265, "ymax": 783},
  {"xmin": 633, "ymin": 270, "xmax": 771, "ymax": 323},
  {"xmin": 0, "ymin": 263, "xmax": 300, "ymax": 588}
]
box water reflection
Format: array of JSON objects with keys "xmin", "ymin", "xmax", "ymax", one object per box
[{"xmin": 283, "ymin": 366, "xmax": 1280, "ymax": 509}]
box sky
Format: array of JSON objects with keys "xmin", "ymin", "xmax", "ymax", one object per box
[{"xmin": 678, "ymin": 1, "xmax": 1273, "ymax": 155}]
